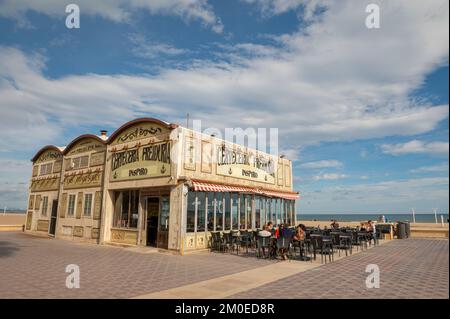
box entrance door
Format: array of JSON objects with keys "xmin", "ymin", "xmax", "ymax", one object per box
[
  {"xmin": 49, "ymin": 200, "xmax": 58, "ymax": 236},
  {"xmin": 146, "ymin": 197, "xmax": 159, "ymax": 247},
  {"xmin": 157, "ymin": 196, "xmax": 170, "ymax": 249}
]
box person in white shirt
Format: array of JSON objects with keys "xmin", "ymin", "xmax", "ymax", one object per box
[
  {"xmin": 258, "ymin": 223, "xmax": 272, "ymax": 237},
  {"xmin": 367, "ymin": 220, "xmax": 377, "ymax": 245}
]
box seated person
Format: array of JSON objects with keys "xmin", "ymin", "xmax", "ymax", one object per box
[
  {"xmin": 258, "ymin": 224, "xmax": 271, "ymax": 237},
  {"xmin": 257, "ymin": 224, "xmax": 272, "ymax": 258},
  {"xmin": 293, "ymin": 224, "xmax": 306, "ymax": 241},
  {"xmin": 276, "ymin": 224, "xmax": 293, "ymax": 260},
  {"xmin": 274, "ymin": 223, "xmax": 282, "ymax": 238}
]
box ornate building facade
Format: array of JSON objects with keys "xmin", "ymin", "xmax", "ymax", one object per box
[{"xmin": 26, "ymin": 118, "xmax": 299, "ymax": 253}]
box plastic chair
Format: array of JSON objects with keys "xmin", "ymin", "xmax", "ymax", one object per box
[{"xmin": 256, "ymin": 235, "xmax": 271, "ymax": 258}]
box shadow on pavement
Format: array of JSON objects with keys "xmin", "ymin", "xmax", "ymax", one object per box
[{"xmin": 0, "ymin": 240, "xmax": 19, "ymax": 258}]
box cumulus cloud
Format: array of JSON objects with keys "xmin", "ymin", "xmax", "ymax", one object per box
[
  {"xmin": 410, "ymin": 163, "xmax": 449, "ymax": 173},
  {"xmin": 129, "ymin": 33, "xmax": 188, "ymax": 59},
  {"xmin": 0, "ymin": 0, "xmax": 448, "ymax": 156},
  {"xmin": 243, "ymin": 0, "xmax": 327, "ymax": 21},
  {"xmin": 0, "ymin": 0, "xmax": 224, "ymax": 32},
  {"xmin": 300, "ymin": 160, "xmax": 343, "ymax": 169},
  {"xmin": 313, "ymin": 173, "xmax": 348, "ymax": 181},
  {"xmin": 381, "ymin": 140, "xmax": 449, "ymax": 156},
  {"xmin": 300, "ymin": 177, "xmax": 449, "ymax": 213}
]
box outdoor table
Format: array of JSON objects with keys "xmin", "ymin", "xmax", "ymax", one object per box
[
  {"xmin": 377, "ymin": 223, "xmax": 394, "ymax": 240},
  {"xmin": 293, "ymin": 239, "xmax": 311, "ymax": 261}
]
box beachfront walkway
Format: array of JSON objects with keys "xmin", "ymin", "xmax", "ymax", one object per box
[
  {"xmin": 230, "ymin": 238, "xmax": 449, "ymax": 299},
  {"xmin": 0, "ymin": 232, "xmax": 448, "ymax": 299}
]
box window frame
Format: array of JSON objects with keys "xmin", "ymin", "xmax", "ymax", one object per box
[
  {"xmin": 41, "ymin": 196, "xmax": 49, "ymax": 217},
  {"xmin": 113, "ymin": 190, "xmax": 139, "ymax": 229},
  {"xmin": 39, "ymin": 163, "xmax": 53, "ymax": 176},
  {"xmin": 196, "ymin": 192, "xmax": 206, "ymax": 232},
  {"xmin": 69, "ymin": 155, "xmax": 90, "ymax": 170},
  {"xmin": 186, "ymin": 191, "xmax": 196, "ymax": 233},
  {"xmin": 67, "ymin": 194, "xmax": 76, "ymax": 217},
  {"xmin": 83, "ymin": 193, "xmax": 94, "ymax": 217}
]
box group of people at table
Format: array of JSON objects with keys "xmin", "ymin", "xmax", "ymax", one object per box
[{"xmin": 253, "ymin": 219, "xmax": 378, "ymax": 260}]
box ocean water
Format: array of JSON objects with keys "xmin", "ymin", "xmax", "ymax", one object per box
[{"xmin": 297, "ymin": 213, "xmax": 449, "ymax": 223}]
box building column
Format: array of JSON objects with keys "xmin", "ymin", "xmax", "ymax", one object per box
[{"xmin": 168, "ymin": 183, "xmax": 186, "ymax": 252}]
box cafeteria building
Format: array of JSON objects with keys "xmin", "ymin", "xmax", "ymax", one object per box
[{"xmin": 25, "ymin": 118, "xmax": 299, "ymax": 253}]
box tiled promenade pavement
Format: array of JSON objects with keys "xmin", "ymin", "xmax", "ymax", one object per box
[
  {"xmin": 0, "ymin": 232, "xmax": 273, "ymax": 298},
  {"xmin": 230, "ymin": 238, "xmax": 449, "ymax": 299}
]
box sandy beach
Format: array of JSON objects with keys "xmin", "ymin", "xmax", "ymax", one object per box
[
  {"xmin": 0, "ymin": 213, "xmax": 26, "ymax": 225},
  {"xmin": 0, "ymin": 214, "xmax": 448, "ymax": 229}
]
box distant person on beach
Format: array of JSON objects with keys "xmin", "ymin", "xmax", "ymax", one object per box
[{"xmin": 330, "ymin": 219, "xmax": 340, "ymax": 229}]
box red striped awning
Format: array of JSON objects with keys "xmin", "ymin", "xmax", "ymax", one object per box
[
  {"xmin": 262, "ymin": 189, "xmax": 300, "ymax": 201},
  {"xmin": 191, "ymin": 181, "xmax": 251, "ymax": 193},
  {"xmin": 191, "ymin": 180, "xmax": 299, "ymax": 200}
]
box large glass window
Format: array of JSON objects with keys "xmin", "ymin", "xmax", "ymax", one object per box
[
  {"xmin": 246, "ymin": 195, "xmax": 252, "ymax": 229},
  {"xmin": 83, "ymin": 194, "xmax": 93, "ymax": 216},
  {"xmin": 41, "ymin": 196, "xmax": 49, "ymax": 216},
  {"xmin": 274, "ymin": 198, "xmax": 280, "ymax": 225},
  {"xmin": 284, "ymin": 200, "xmax": 289, "ymax": 225},
  {"xmin": 159, "ymin": 196, "xmax": 170, "ymax": 231},
  {"xmin": 260, "ymin": 197, "xmax": 266, "ymax": 227},
  {"xmin": 40, "ymin": 163, "xmax": 53, "ymax": 176},
  {"xmin": 67, "ymin": 195, "xmax": 76, "ymax": 216},
  {"xmin": 292, "ymin": 201, "xmax": 296, "ymax": 225},
  {"xmin": 184, "ymin": 192, "xmax": 297, "ymax": 233},
  {"xmin": 207, "ymin": 192, "xmax": 214, "ymax": 231},
  {"xmin": 255, "ymin": 196, "xmax": 261, "ymax": 229},
  {"xmin": 197, "ymin": 192, "xmax": 206, "ymax": 232},
  {"xmin": 232, "ymin": 193, "xmax": 238, "ymax": 230},
  {"xmin": 280, "ymin": 199, "xmax": 285, "ymax": 224},
  {"xmin": 71, "ymin": 155, "xmax": 89, "ymax": 170},
  {"xmin": 113, "ymin": 190, "xmax": 139, "ymax": 228},
  {"xmin": 216, "ymin": 193, "xmax": 223, "ymax": 231},
  {"xmin": 186, "ymin": 192, "xmax": 196, "ymax": 233},
  {"xmin": 239, "ymin": 194, "xmax": 245, "ymax": 229},
  {"xmin": 224, "ymin": 193, "xmax": 231, "ymax": 230}
]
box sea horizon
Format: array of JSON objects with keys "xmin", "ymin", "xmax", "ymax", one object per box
[{"xmin": 297, "ymin": 213, "xmax": 449, "ymax": 223}]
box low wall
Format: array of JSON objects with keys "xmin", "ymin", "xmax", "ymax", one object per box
[
  {"xmin": 411, "ymin": 227, "xmax": 449, "ymax": 238},
  {"xmin": 300, "ymin": 220, "xmax": 449, "ymax": 239},
  {"xmin": 299, "ymin": 220, "xmax": 362, "ymax": 228},
  {"xmin": 0, "ymin": 225, "xmax": 24, "ymax": 231},
  {"xmin": 0, "ymin": 214, "xmax": 26, "ymax": 232}
]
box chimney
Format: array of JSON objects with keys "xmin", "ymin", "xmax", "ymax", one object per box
[{"xmin": 100, "ymin": 130, "xmax": 108, "ymax": 140}]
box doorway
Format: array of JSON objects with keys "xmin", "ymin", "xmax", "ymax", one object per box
[
  {"xmin": 146, "ymin": 197, "xmax": 159, "ymax": 247},
  {"xmin": 48, "ymin": 200, "xmax": 58, "ymax": 236},
  {"xmin": 145, "ymin": 195, "xmax": 170, "ymax": 249}
]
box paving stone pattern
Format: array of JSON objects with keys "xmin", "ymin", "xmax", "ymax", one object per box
[
  {"xmin": 229, "ymin": 238, "xmax": 449, "ymax": 299},
  {"xmin": 0, "ymin": 233, "xmax": 447, "ymax": 299},
  {"xmin": 0, "ymin": 232, "xmax": 273, "ymax": 298}
]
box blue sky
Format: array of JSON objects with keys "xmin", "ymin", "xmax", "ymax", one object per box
[{"xmin": 0, "ymin": 0, "xmax": 448, "ymax": 214}]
